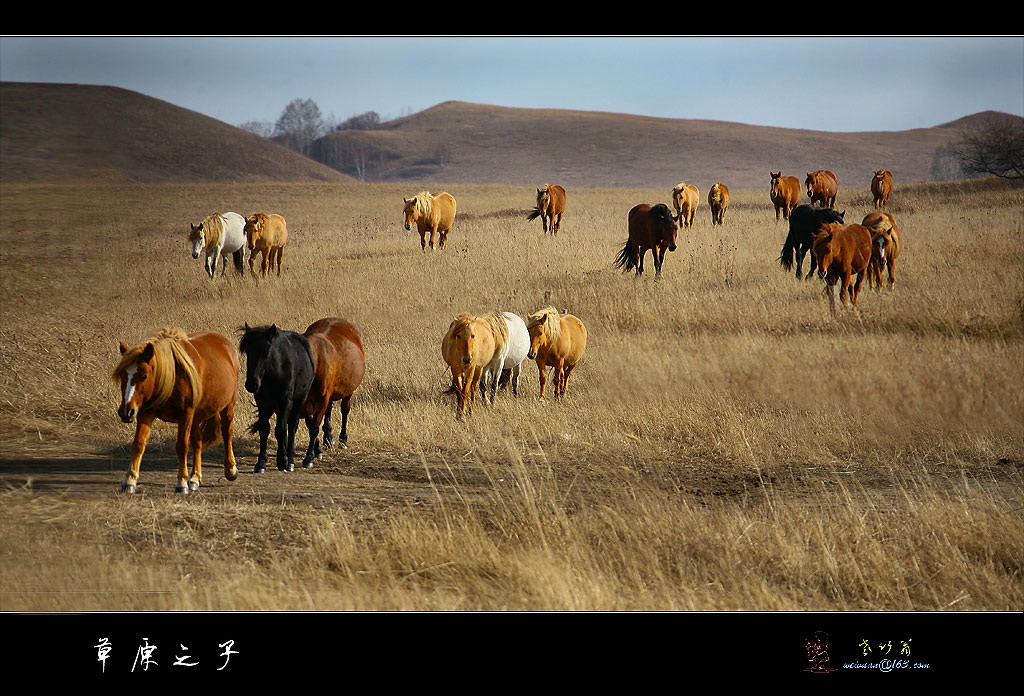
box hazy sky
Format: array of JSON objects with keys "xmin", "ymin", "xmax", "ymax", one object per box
[{"xmin": 2, "ymin": 36, "xmax": 1022, "ymax": 132}]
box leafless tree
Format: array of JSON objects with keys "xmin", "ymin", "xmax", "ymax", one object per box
[
  {"xmin": 273, "ymin": 98, "xmax": 325, "ymax": 157},
  {"xmin": 953, "ymin": 113, "xmax": 1024, "ymax": 180},
  {"xmin": 237, "ymin": 120, "xmax": 273, "ymax": 138}
]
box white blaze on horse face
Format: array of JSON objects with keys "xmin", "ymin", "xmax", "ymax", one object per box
[
  {"xmin": 192, "ymin": 232, "xmax": 205, "ymax": 258},
  {"xmin": 122, "ymin": 364, "xmax": 138, "ymax": 406}
]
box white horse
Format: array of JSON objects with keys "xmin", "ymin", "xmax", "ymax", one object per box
[
  {"xmin": 482, "ymin": 311, "xmax": 531, "ymax": 402},
  {"xmin": 189, "ymin": 212, "xmax": 247, "ymax": 278}
]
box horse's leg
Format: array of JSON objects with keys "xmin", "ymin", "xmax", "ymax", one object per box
[
  {"xmin": 562, "ymin": 362, "xmax": 578, "ymax": 397},
  {"xmin": 121, "ymin": 415, "xmax": 154, "ymax": 494},
  {"xmin": 806, "ymin": 246, "xmax": 818, "ymax": 280},
  {"xmin": 888, "ymin": 258, "xmax": 897, "ymax": 290},
  {"xmin": 468, "ymin": 367, "xmax": 483, "ymax": 416},
  {"xmin": 261, "ymin": 250, "xmax": 271, "ymax": 277},
  {"xmin": 248, "ymin": 251, "xmax": 257, "ymax": 277},
  {"xmin": 337, "ymin": 396, "xmax": 351, "ymax": 447},
  {"xmin": 429, "ymin": 225, "xmax": 437, "ymax": 251},
  {"xmin": 419, "ymin": 227, "xmax": 427, "ymax": 252},
  {"xmin": 205, "ymin": 252, "xmax": 215, "ymax": 279},
  {"xmin": 511, "ymin": 363, "xmax": 521, "ymax": 398},
  {"xmin": 321, "ymin": 401, "xmax": 335, "ymax": 449},
  {"xmin": 174, "ymin": 410, "xmax": 194, "ymax": 494},
  {"xmin": 456, "ymin": 371, "xmax": 471, "ymax": 420},
  {"xmin": 636, "ymin": 245, "xmax": 645, "ymax": 276},
  {"xmin": 852, "ymin": 271, "xmax": 865, "ymax": 307},
  {"xmin": 302, "ymin": 401, "xmax": 327, "ymax": 468},
  {"xmin": 221, "ymin": 402, "xmax": 238, "ymax": 481},
  {"xmin": 555, "ymin": 212, "xmax": 562, "ymax": 235},
  {"xmin": 255, "ymin": 411, "xmax": 270, "ymax": 474},
  {"xmin": 655, "ymin": 247, "xmax": 667, "ymax": 278},
  {"xmin": 274, "ymin": 405, "xmax": 292, "ymax": 472},
  {"xmin": 537, "ymin": 362, "xmax": 549, "ymax": 401},
  {"xmin": 439, "ymin": 228, "xmax": 449, "ymax": 250},
  {"xmin": 188, "ymin": 422, "xmax": 203, "ymax": 492},
  {"xmin": 275, "ymin": 246, "xmax": 284, "ymax": 276}
]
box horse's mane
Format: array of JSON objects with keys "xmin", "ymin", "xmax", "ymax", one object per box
[
  {"xmin": 247, "ymin": 211, "xmax": 270, "ymax": 229},
  {"xmin": 527, "ymin": 306, "xmax": 562, "ymax": 343},
  {"xmin": 200, "ymin": 214, "xmax": 225, "ymax": 247},
  {"xmin": 112, "ymin": 328, "xmax": 202, "ymax": 410},
  {"xmin": 484, "ymin": 311, "xmax": 509, "ymax": 353},
  {"xmin": 408, "ymin": 192, "xmax": 433, "ymax": 218}
]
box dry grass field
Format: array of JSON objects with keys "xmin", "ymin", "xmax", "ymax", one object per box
[{"xmin": 0, "ymin": 177, "xmax": 1021, "ymax": 611}]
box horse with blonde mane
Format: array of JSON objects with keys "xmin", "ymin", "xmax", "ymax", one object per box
[
  {"xmin": 442, "ymin": 313, "xmax": 496, "ymax": 419},
  {"xmin": 527, "ymin": 184, "xmax": 567, "ymax": 235},
  {"xmin": 862, "ymin": 211, "xmax": 902, "ymax": 290},
  {"xmin": 113, "ymin": 328, "xmax": 240, "ymax": 494},
  {"xmin": 526, "ymin": 307, "xmax": 588, "ymax": 401},
  {"xmin": 403, "ymin": 191, "xmax": 457, "ymax": 251},
  {"xmin": 189, "ymin": 212, "xmax": 247, "ymax": 278},
  {"xmin": 672, "ymin": 182, "xmax": 699, "ymax": 229},
  {"xmin": 491, "ymin": 312, "xmax": 531, "ymax": 400},
  {"xmin": 244, "ymin": 212, "xmax": 289, "ymax": 277},
  {"xmin": 708, "ymin": 183, "xmax": 730, "ymax": 226}
]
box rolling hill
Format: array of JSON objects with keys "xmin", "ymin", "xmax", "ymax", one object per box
[{"xmin": 2, "ymin": 82, "xmax": 1012, "ymax": 190}]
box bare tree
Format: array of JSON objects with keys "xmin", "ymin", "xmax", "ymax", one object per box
[
  {"xmin": 930, "ymin": 142, "xmax": 963, "ymax": 181},
  {"xmin": 339, "ymin": 111, "xmax": 381, "ymax": 131},
  {"xmin": 953, "ymin": 113, "xmax": 1024, "ymax": 180},
  {"xmin": 237, "ymin": 120, "xmax": 273, "ymax": 138},
  {"xmin": 273, "ymin": 98, "xmax": 325, "ymax": 157}
]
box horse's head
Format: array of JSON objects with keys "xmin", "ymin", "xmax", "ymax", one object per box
[
  {"xmin": 243, "ymin": 215, "xmax": 262, "ymax": 251},
  {"xmin": 115, "ymin": 341, "xmax": 155, "ymax": 423},
  {"xmin": 239, "ymin": 323, "xmax": 277, "ymax": 394},
  {"xmin": 526, "ymin": 314, "xmax": 547, "ymax": 360},
  {"xmin": 653, "ymin": 203, "xmax": 678, "ymax": 251},
  {"xmin": 402, "ymin": 198, "xmax": 417, "ymax": 231},
  {"xmin": 805, "ymin": 172, "xmax": 816, "ymax": 197},
  {"xmin": 812, "ymin": 224, "xmax": 840, "ymax": 278},
  {"xmin": 446, "ymin": 317, "xmax": 483, "ymax": 366},
  {"xmin": 770, "ymin": 172, "xmax": 782, "ymax": 197},
  {"xmin": 189, "ymin": 223, "xmax": 205, "ymax": 259}
]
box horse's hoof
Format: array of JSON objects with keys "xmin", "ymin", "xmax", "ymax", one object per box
[
  {"xmin": 302, "ymin": 460, "xmax": 315, "ymax": 469},
  {"xmin": 174, "ymin": 483, "xmax": 190, "ymax": 495},
  {"xmin": 254, "ymin": 465, "xmax": 266, "ymax": 474},
  {"xmin": 188, "ymin": 480, "xmax": 200, "ymax": 492},
  {"xmin": 120, "ymin": 482, "xmax": 136, "ymax": 494},
  {"xmin": 323, "ymin": 437, "xmax": 334, "ymax": 450},
  {"xmin": 226, "ymin": 467, "xmax": 238, "ymax": 482}
]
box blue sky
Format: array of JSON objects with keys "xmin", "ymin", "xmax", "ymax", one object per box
[{"xmin": 2, "ymin": 36, "xmax": 1021, "ymax": 132}]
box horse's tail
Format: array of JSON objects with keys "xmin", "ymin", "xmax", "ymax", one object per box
[
  {"xmin": 200, "ymin": 414, "xmax": 222, "ymax": 446},
  {"xmin": 248, "ymin": 419, "xmax": 261, "ymax": 436},
  {"xmin": 779, "ymin": 233, "xmax": 796, "ymax": 271},
  {"xmin": 614, "ymin": 239, "xmax": 637, "ymax": 273},
  {"xmin": 527, "ymin": 207, "xmax": 542, "ymax": 221},
  {"xmin": 232, "ymin": 248, "xmax": 245, "ymax": 273}
]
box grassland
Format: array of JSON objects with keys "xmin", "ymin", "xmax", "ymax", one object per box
[{"xmin": 0, "ymin": 178, "xmax": 1021, "ymax": 611}]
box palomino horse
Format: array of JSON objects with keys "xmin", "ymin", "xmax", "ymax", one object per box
[
  {"xmin": 672, "ymin": 182, "xmax": 699, "ymax": 229},
  {"xmin": 526, "ymin": 306, "xmax": 587, "ymax": 401},
  {"xmin": 300, "ymin": 317, "xmax": 366, "ymax": 467},
  {"xmin": 779, "ymin": 205, "xmax": 845, "ymax": 280},
  {"xmin": 113, "ymin": 328, "xmax": 239, "ymax": 494},
  {"xmin": 189, "ymin": 212, "xmax": 247, "ymax": 278},
  {"xmin": 862, "ymin": 211, "xmax": 902, "ymax": 290},
  {"xmin": 812, "ymin": 222, "xmax": 872, "ymax": 316},
  {"xmin": 238, "ymin": 323, "xmax": 314, "ymax": 473},
  {"xmin": 527, "ymin": 184, "xmax": 567, "ymax": 235},
  {"xmin": 708, "ymin": 182, "xmax": 730, "ymax": 226},
  {"xmin": 491, "ymin": 312, "xmax": 531, "ymax": 399},
  {"xmin": 871, "ymin": 169, "xmax": 894, "ymax": 209},
  {"xmin": 244, "ymin": 212, "xmax": 289, "ymax": 277},
  {"xmin": 442, "ymin": 313, "xmax": 496, "ymax": 419},
  {"xmin": 615, "ymin": 203, "xmax": 678, "ymax": 278},
  {"xmin": 805, "ymin": 170, "xmax": 838, "ymax": 209},
  {"xmin": 403, "ymin": 191, "xmax": 457, "ymax": 251},
  {"xmin": 770, "ymin": 172, "xmax": 802, "ymax": 221}
]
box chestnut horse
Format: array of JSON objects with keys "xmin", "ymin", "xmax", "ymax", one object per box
[
  {"xmin": 442, "ymin": 313, "xmax": 496, "ymax": 420},
  {"xmin": 615, "ymin": 203, "xmax": 679, "ymax": 278},
  {"xmin": 780, "ymin": 205, "xmax": 845, "ymax": 280},
  {"xmin": 671, "ymin": 182, "xmax": 699, "ymax": 229},
  {"xmin": 770, "ymin": 172, "xmax": 802, "ymax": 221},
  {"xmin": 871, "ymin": 169, "xmax": 894, "ymax": 209},
  {"xmin": 403, "ymin": 191, "xmax": 457, "ymax": 251},
  {"xmin": 862, "ymin": 211, "xmax": 902, "ymax": 290},
  {"xmin": 812, "ymin": 222, "xmax": 872, "ymax": 316},
  {"xmin": 805, "ymin": 170, "xmax": 838, "ymax": 209},
  {"xmin": 708, "ymin": 182, "xmax": 730, "ymax": 226},
  {"xmin": 300, "ymin": 317, "xmax": 366, "ymax": 466},
  {"xmin": 244, "ymin": 212, "xmax": 289, "ymax": 277},
  {"xmin": 526, "ymin": 306, "xmax": 587, "ymax": 401},
  {"xmin": 113, "ymin": 328, "xmax": 239, "ymax": 494},
  {"xmin": 527, "ymin": 184, "xmax": 567, "ymax": 235}
]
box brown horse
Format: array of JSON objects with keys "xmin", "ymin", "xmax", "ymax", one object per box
[
  {"xmin": 403, "ymin": 191, "xmax": 457, "ymax": 251},
  {"xmin": 442, "ymin": 313, "xmax": 496, "ymax": 420},
  {"xmin": 526, "ymin": 306, "xmax": 587, "ymax": 401},
  {"xmin": 871, "ymin": 169, "xmax": 894, "ymax": 209},
  {"xmin": 244, "ymin": 212, "xmax": 289, "ymax": 277},
  {"xmin": 812, "ymin": 222, "xmax": 872, "ymax": 316},
  {"xmin": 300, "ymin": 317, "xmax": 366, "ymax": 466},
  {"xmin": 708, "ymin": 182, "xmax": 730, "ymax": 225},
  {"xmin": 527, "ymin": 184, "xmax": 567, "ymax": 235},
  {"xmin": 672, "ymin": 182, "xmax": 699, "ymax": 229},
  {"xmin": 770, "ymin": 172, "xmax": 802, "ymax": 220},
  {"xmin": 113, "ymin": 328, "xmax": 239, "ymax": 494},
  {"xmin": 862, "ymin": 211, "xmax": 902, "ymax": 290},
  {"xmin": 805, "ymin": 170, "xmax": 838, "ymax": 209},
  {"xmin": 615, "ymin": 203, "xmax": 678, "ymax": 277}
]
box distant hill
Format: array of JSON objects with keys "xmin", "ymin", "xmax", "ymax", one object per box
[
  {"xmin": 0, "ymin": 82, "xmax": 349, "ymax": 184},
  {"xmin": 2, "ymin": 83, "xmax": 1016, "ymax": 190}
]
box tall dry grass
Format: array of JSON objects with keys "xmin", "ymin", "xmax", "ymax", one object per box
[{"xmin": 0, "ymin": 177, "xmax": 1021, "ymax": 610}]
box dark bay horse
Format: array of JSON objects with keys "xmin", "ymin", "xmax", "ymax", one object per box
[
  {"xmin": 615, "ymin": 203, "xmax": 678, "ymax": 278},
  {"xmin": 113, "ymin": 328, "xmax": 239, "ymax": 494},
  {"xmin": 300, "ymin": 317, "xmax": 366, "ymax": 467},
  {"xmin": 239, "ymin": 323, "xmax": 314, "ymax": 473},
  {"xmin": 813, "ymin": 222, "xmax": 872, "ymax": 316},
  {"xmin": 779, "ymin": 204, "xmax": 845, "ymax": 279}
]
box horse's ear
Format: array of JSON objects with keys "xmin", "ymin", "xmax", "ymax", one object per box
[
  {"xmin": 269, "ymin": 324, "xmax": 278, "ymax": 336},
  {"xmin": 243, "ymin": 322, "xmax": 251, "ymax": 332},
  {"xmin": 140, "ymin": 343, "xmax": 155, "ymax": 362},
  {"xmin": 119, "ymin": 341, "xmax": 129, "ymax": 355}
]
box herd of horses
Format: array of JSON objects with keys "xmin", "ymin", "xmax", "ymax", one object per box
[{"xmin": 189, "ymin": 211, "xmax": 289, "ymax": 279}]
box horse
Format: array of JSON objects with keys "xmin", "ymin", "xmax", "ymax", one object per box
[
  {"xmin": 189, "ymin": 212, "xmax": 247, "ymax": 279},
  {"xmin": 243, "ymin": 212, "xmax": 289, "ymax": 277},
  {"xmin": 671, "ymin": 183, "xmax": 699, "ymax": 229},
  {"xmin": 770, "ymin": 172, "xmax": 802, "ymax": 221},
  {"xmin": 112, "ymin": 328, "xmax": 239, "ymax": 494},
  {"xmin": 238, "ymin": 323, "xmax": 314, "ymax": 473},
  {"xmin": 805, "ymin": 170, "xmax": 838, "ymax": 209},
  {"xmin": 442, "ymin": 313, "xmax": 496, "ymax": 420},
  {"xmin": 615, "ymin": 203, "xmax": 678, "ymax": 278},
  {"xmin": 403, "ymin": 191, "xmax": 457, "ymax": 251},
  {"xmin": 871, "ymin": 169, "xmax": 894, "ymax": 209},
  {"xmin": 812, "ymin": 222, "xmax": 872, "ymax": 317},
  {"xmin": 478, "ymin": 311, "xmax": 530, "ymax": 403},
  {"xmin": 526, "ymin": 306, "xmax": 587, "ymax": 401},
  {"xmin": 708, "ymin": 182, "xmax": 730, "ymax": 226},
  {"xmin": 862, "ymin": 211, "xmax": 902, "ymax": 290},
  {"xmin": 779, "ymin": 205, "xmax": 846, "ymax": 280},
  {"xmin": 527, "ymin": 184, "xmax": 567, "ymax": 235},
  {"xmin": 299, "ymin": 317, "xmax": 366, "ymax": 467}
]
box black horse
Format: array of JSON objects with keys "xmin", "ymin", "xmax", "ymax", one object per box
[
  {"xmin": 239, "ymin": 323, "xmax": 315, "ymax": 473},
  {"xmin": 779, "ymin": 205, "xmax": 845, "ymax": 279}
]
